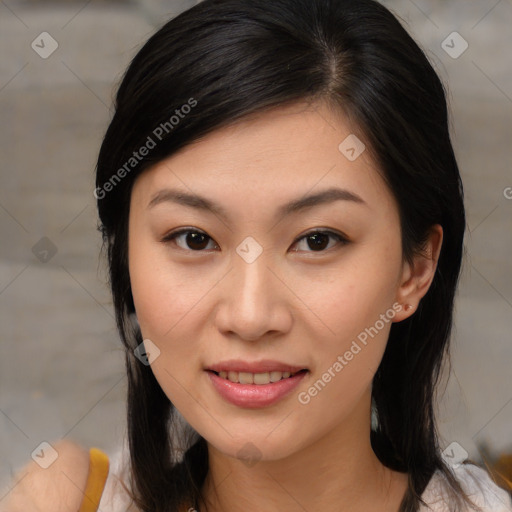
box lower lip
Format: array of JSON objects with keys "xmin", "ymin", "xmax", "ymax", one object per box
[{"xmin": 206, "ymin": 370, "xmax": 308, "ymax": 408}]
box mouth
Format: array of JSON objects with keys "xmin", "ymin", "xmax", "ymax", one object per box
[
  {"xmin": 205, "ymin": 365, "xmax": 309, "ymax": 408},
  {"xmin": 207, "ymin": 368, "xmax": 308, "ymax": 385}
]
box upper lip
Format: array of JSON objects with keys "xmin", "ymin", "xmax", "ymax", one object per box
[{"xmin": 206, "ymin": 359, "xmax": 308, "ymax": 374}]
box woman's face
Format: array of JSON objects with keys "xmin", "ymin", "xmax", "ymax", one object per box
[{"xmin": 128, "ymin": 101, "xmax": 409, "ymax": 461}]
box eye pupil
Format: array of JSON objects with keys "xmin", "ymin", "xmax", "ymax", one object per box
[
  {"xmin": 307, "ymin": 233, "xmax": 329, "ymax": 251},
  {"xmin": 187, "ymin": 232, "xmax": 209, "ymax": 250}
]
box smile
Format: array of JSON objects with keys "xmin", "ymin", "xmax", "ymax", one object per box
[
  {"xmin": 206, "ymin": 369, "xmax": 309, "ymax": 408},
  {"xmin": 212, "ymin": 369, "xmax": 306, "ymax": 385}
]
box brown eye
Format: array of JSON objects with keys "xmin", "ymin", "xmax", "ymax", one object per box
[
  {"xmin": 291, "ymin": 230, "xmax": 348, "ymax": 253},
  {"xmin": 162, "ymin": 229, "xmax": 218, "ymax": 251}
]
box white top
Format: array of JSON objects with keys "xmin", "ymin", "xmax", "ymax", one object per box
[
  {"xmin": 99, "ymin": 440, "xmax": 512, "ymax": 511},
  {"xmin": 418, "ymin": 463, "xmax": 512, "ymax": 511}
]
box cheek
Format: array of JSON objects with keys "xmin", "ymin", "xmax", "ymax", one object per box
[
  {"xmin": 129, "ymin": 238, "xmax": 208, "ymax": 341},
  {"xmin": 309, "ymin": 240, "xmax": 400, "ymax": 340},
  {"xmin": 128, "ymin": 242, "xmax": 209, "ymax": 410},
  {"xmin": 295, "ymin": 300, "xmax": 396, "ymax": 431},
  {"xmin": 300, "ymin": 237, "xmax": 402, "ymax": 393}
]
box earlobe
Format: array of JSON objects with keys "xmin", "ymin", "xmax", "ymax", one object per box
[{"xmin": 393, "ymin": 224, "xmax": 443, "ymax": 322}]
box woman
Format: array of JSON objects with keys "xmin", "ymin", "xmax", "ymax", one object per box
[{"xmin": 4, "ymin": 0, "xmax": 512, "ymax": 511}]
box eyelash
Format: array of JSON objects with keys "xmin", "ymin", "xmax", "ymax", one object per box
[{"xmin": 161, "ymin": 228, "xmax": 349, "ymax": 254}]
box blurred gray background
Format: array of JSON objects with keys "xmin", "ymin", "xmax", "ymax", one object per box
[{"xmin": 1, "ymin": 0, "xmax": 511, "ymax": 496}]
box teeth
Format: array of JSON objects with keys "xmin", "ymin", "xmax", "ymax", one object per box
[
  {"xmin": 253, "ymin": 372, "xmax": 270, "ymax": 385},
  {"xmin": 238, "ymin": 372, "xmax": 253, "ymax": 384},
  {"xmin": 216, "ymin": 370, "xmax": 298, "ymax": 384}
]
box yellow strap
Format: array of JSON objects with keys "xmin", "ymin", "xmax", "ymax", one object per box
[{"xmin": 78, "ymin": 447, "xmax": 110, "ymax": 512}]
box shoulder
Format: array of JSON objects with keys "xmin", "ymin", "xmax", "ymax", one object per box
[
  {"xmin": 420, "ymin": 462, "xmax": 512, "ymax": 512},
  {"xmin": 456, "ymin": 463, "xmax": 512, "ymax": 511},
  {"xmin": 1, "ymin": 439, "xmax": 90, "ymax": 512}
]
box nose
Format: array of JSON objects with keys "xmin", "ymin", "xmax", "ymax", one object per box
[{"xmin": 214, "ymin": 248, "xmax": 292, "ymax": 342}]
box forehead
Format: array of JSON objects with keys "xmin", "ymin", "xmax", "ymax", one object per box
[{"xmin": 131, "ymin": 101, "xmax": 395, "ymax": 218}]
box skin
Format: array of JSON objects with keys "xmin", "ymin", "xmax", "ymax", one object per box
[
  {"xmin": 1, "ymin": 440, "xmax": 91, "ymax": 511},
  {"xmin": 128, "ymin": 101, "xmax": 443, "ymax": 512}
]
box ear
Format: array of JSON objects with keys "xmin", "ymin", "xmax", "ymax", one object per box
[{"xmin": 393, "ymin": 224, "xmax": 443, "ymax": 322}]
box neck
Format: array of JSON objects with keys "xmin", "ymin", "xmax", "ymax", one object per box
[{"xmin": 198, "ymin": 390, "xmax": 408, "ymax": 512}]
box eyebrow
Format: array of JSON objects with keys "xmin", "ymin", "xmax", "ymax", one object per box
[{"xmin": 147, "ymin": 186, "xmax": 367, "ymax": 221}]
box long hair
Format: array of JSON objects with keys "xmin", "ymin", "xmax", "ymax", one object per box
[{"xmin": 95, "ymin": 1, "xmax": 476, "ymax": 510}]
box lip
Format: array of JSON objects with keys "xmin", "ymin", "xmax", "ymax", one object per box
[
  {"xmin": 206, "ymin": 369, "xmax": 308, "ymax": 408},
  {"xmin": 205, "ymin": 359, "xmax": 307, "ymax": 374}
]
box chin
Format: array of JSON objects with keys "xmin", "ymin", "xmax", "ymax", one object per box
[{"xmin": 197, "ymin": 423, "xmax": 307, "ymax": 464}]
